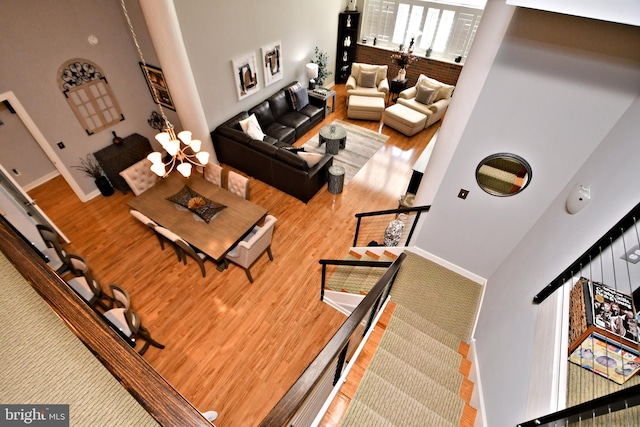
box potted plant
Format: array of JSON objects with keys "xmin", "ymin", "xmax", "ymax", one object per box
[
  {"xmin": 391, "ymin": 48, "xmax": 418, "ymax": 80},
  {"xmin": 310, "ymin": 47, "xmax": 332, "ymax": 87},
  {"xmin": 73, "ymin": 154, "xmax": 114, "ymax": 196}
]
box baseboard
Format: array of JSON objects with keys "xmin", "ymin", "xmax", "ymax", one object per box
[
  {"xmin": 468, "ymin": 339, "xmax": 487, "ymax": 427},
  {"xmin": 406, "ymin": 247, "xmax": 487, "ymax": 285},
  {"xmin": 22, "ymin": 171, "xmax": 60, "ymax": 191}
]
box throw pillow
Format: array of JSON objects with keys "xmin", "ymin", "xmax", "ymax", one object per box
[
  {"xmin": 166, "ymin": 185, "xmax": 226, "ymax": 223},
  {"xmin": 287, "ymin": 83, "xmax": 309, "ymax": 111},
  {"xmin": 359, "ymin": 71, "xmax": 377, "ymax": 88},
  {"xmin": 415, "ymin": 85, "xmax": 436, "ymax": 105},
  {"xmin": 297, "ymin": 152, "xmax": 324, "ymax": 168},
  {"xmin": 239, "ymin": 113, "xmax": 265, "ymax": 141}
]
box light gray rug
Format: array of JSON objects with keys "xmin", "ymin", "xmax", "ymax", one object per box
[{"xmin": 301, "ymin": 120, "xmax": 389, "ymax": 185}]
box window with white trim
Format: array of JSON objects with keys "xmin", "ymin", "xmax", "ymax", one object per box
[{"xmin": 361, "ymin": 0, "xmax": 485, "ymax": 63}]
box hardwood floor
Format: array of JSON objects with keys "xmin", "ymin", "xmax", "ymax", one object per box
[{"xmin": 28, "ymin": 84, "xmax": 439, "ymax": 427}]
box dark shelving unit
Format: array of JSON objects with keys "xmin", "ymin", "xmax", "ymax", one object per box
[{"xmin": 335, "ymin": 11, "xmax": 360, "ymax": 84}]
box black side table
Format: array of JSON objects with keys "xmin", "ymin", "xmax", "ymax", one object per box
[{"xmin": 388, "ymin": 78, "xmax": 408, "ymax": 105}]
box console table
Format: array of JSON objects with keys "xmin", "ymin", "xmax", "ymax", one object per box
[{"xmin": 93, "ymin": 133, "xmax": 152, "ymax": 194}]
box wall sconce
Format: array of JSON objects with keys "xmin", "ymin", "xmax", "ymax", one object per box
[
  {"xmin": 306, "ymin": 63, "xmax": 318, "ymax": 90},
  {"xmin": 566, "ymin": 184, "xmax": 591, "ymax": 214}
]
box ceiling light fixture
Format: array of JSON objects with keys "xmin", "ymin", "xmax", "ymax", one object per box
[{"xmin": 120, "ymin": 0, "xmax": 208, "ymax": 178}]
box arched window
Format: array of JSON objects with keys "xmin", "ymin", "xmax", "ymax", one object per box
[{"xmin": 58, "ymin": 59, "xmax": 124, "ymax": 135}]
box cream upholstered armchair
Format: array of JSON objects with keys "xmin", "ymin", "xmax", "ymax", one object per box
[
  {"xmin": 346, "ymin": 63, "xmax": 389, "ymax": 103},
  {"xmin": 119, "ymin": 158, "xmax": 159, "ymax": 196},
  {"xmin": 225, "ymin": 215, "xmax": 277, "ymax": 283},
  {"xmin": 397, "ymin": 74, "xmax": 455, "ymax": 128}
]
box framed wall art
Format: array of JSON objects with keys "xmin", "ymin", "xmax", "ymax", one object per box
[
  {"xmin": 232, "ymin": 52, "xmax": 260, "ymax": 101},
  {"xmin": 261, "ymin": 41, "xmax": 283, "ymax": 87},
  {"xmin": 139, "ymin": 63, "xmax": 175, "ymax": 110}
]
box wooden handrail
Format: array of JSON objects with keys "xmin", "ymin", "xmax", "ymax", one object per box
[
  {"xmin": 259, "ymin": 253, "xmax": 407, "ymax": 426},
  {"xmin": 0, "ymin": 217, "xmax": 210, "ymax": 427}
]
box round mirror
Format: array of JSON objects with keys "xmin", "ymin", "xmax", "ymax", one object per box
[{"xmin": 476, "ymin": 153, "xmax": 532, "ymax": 197}]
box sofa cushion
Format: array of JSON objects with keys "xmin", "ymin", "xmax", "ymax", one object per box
[
  {"xmin": 249, "ymin": 100, "xmax": 275, "ymax": 128},
  {"xmin": 275, "ymin": 147, "xmax": 309, "ymax": 171},
  {"xmin": 249, "ymin": 139, "xmax": 279, "ymax": 156},
  {"xmin": 287, "ymin": 83, "xmax": 309, "ymax": 111},
  {"xmin": 298, "ymin": 152, "xmax": 324, "ymax": 168},
  {"xmin": 417, "ymin": 74, "xmax": 455, "ymax": 101},
  {"xmin": 239, "ymin": 113, "xmax": 265, "ymax": 140},
  {"xmin": 415, "ymin": 85, "xmax": 437, "ymax": 105},
  {"xmin": 359, "ymin": 70, "xmax": 377, "ymax": 88},
  {"xmin": 277, "ymin": 111, "xmax": 310, "ymax": 131},
  {"xmin": 263, "ymin": 122, "xmax": 296, "ymax": 144}
]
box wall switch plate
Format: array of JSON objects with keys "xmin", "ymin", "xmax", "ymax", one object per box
[
  {"xmin": 621, "ymin": 245, "xmax": 640, "ymax": 264},
  {"xmin": 458, "ymin": 189, "xmax": 469, "ymax": 199},
  {"xmin": 57, "ymin": 141, "xmax": 65, "ymax": 149}
]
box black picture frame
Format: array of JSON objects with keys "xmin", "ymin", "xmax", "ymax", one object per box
[{"xmin": 139, "ymin": 62, "xmax": 175, "ymax": 111}]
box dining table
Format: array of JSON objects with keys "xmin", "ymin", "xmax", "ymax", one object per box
[{"xmin": 127, "ymin": 173, "xmax": 267, "ymax": 262}]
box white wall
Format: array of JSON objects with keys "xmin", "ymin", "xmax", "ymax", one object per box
[{"xmin": 412, "ymin": 5, "xmax": 640, "ymax": 426}]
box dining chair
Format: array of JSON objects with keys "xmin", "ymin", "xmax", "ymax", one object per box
[
  {"xmin": 224, "ymin": 215, "xmax": 277, "ymax": 283},
  {"xmin": 103, "ymin": 284, "xmax": 165, "ymax": 355},
  {"xmin": 119, "ymin": 158, "xmax": 159, "ymax": 196},
  {"xmin": 129, "ymin": 209, "xmax": 174, "ymax": 256},
  {"xmin": 36, "ymin": 223, "xmax": 71, "ymax": 275},
  {"xmin": 203, "ymin": 162, "xmax": 224, "ymax": 187},
  {"xmin": 65, "ymin": 253, "xmax": 113, "ymax": 310},
  {"xmin": 155, "ymin": 226, "xmax": 208, "ymax": 277},
  {"xmin": 226, "ymin": 170, "xmax": 250, "ymax": 200}
]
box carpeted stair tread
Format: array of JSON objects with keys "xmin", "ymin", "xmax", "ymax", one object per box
[
  {"xmin": 391, "ymin": 305, "xmax": 463, "ymax": 351},
  {"xmin": 345, "ymin": 370, "xmax": 458, "ymax": 427},
  {"xmin": 387, "ymin": 314, "xmax": 463, "ymax": 362},
  {"xmin": 379, "ymin": 330, "xmax": 464, "ymax": 392},
  {"xmin": 339, "ymin": 400, "xmax": 394, "ymax": 427},
  {"xmin": 367, "ymin": 347, "xmax": 465, "ymax": 423},
  {"xmin": 328, "ymin": 253, "xmax": 388, "ymax": 295},
  {"xmin": 325, "ymin": 254, "xmax": 359, "ymax": 291},
  {"xmin": 389, "ymin": 251, "xmax": 483, "ymax": 342}
]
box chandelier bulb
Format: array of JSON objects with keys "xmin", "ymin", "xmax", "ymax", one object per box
[
  {"xmin": 190, "ymin": 139, "xmax": 202, "ymax": 152},
  {"xmin": 196, "ymin": 151, "xmax": 210, "ymax": 165},
  {"xmin": 178, "ymin": 130, "xmax": 192, "ymax": 144},
  {"xmin": 177, "ymin": 162, "xmax": 192, "ymax": 177}
]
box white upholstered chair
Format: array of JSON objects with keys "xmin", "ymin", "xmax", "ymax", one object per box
[
  {"xmin": 345, "ymin": 63, "xmax": 389, "ymax": 103},
  {"xmin": 204, "ymin": 162, "xmax": 224, "ymax": 187},
  {"xmin": 103, "ymin": 284, "xmax": 165, "ymax": 355},
  {"xmin": 225, "ymin": 215, "xmax": 277, "ymax": 283},
  {"xmin": 226, "ymin": 170, "xmax": 250, "ymax": 200},
  {"xmin": 397, "ymin": 73, "xmax": 456, "ymax": 128},
  {"xmin": 155, "ymin": 226, "xmax": 208, "ymax": 277},
  {"xmin": 128, "ymin": 209, "xmax": 173, "ymax": 256},
  {"xmin": 119, "ymin": 159, "xmax": 159, "ymax": 196}
]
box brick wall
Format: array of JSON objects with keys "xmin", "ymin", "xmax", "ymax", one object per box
[{"xmin": 354, "ymin": 44, "xmax": 462, "ymax": 86}]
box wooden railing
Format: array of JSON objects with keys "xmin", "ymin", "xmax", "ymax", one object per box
[
  {"xmin": 0, "ymin": 217, "xmax": 211, "ymax": 427},
  {"xmin": 353, "ymin": 205, "xmax": 430, "ymax": 248},
  {"xmin": 258, "ymin": 253, "xmax": 406, "ymax": 426}
]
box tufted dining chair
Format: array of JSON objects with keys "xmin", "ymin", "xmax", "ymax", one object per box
[
  {"xmin": 154, "ymin": 226, "xmax": 208, "ymax": 277},
  {"xmin": 224, "ymin": 215, "xmax": 277, "ymax": 283},
  {"xmin": 103, "ymin": 284, "xmax": 165, "ymax": 355},
  {"xmin": 227, "ymin": 170, "xmax": 250, "ymax": 200},
  {"xmin": 119, "ymin": 158, "xmax": 159, "ymax": 196},
  {"xmin": 204, "ymin": 162, "xmax": 224, "ymax": 187}
]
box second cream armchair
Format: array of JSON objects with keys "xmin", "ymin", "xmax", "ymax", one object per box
[{"xmin": 346, "ymin": 63, "xmax": 389, "ymax": 104}]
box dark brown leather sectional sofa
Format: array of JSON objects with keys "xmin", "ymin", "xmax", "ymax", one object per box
[{"xmin": 212, "ymin": 81, "xmax": 332, "ymax": 203}]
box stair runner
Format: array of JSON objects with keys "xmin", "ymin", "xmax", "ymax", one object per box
[
  {"xmin": 325, "ymin": 250, "xmax": 397, "ymax": 295},
  {"xmin": 332, "ymin": 250, "xmax": 482, "ymax": 427}
]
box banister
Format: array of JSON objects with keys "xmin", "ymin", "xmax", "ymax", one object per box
[
  {"xmin": 259, "ymin": 253, "xmax": 406, "ymax": 426},
  {"xmin": 0, "ymin": 217, "xmax": 211, "ymax": 427},
  {"xmin": 353, "ymin": 205, "xmax": 430, "ymax": 247}
]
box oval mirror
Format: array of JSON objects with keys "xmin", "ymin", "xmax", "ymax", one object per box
[{"xmin": 476, "ymin": 153, "xmax": 532, "ymax": 197}]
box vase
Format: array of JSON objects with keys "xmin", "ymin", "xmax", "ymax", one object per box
[
  {"xmin": 95, "ymin": 176, "xmax": 114, "ymax": 197},
  {"xmin": 384, "ymin": 213, "xmax": 408, "ymax": 247},
  {"xmin": 397, "ymin": 68, "xmax": 406, "ymax": 80}
]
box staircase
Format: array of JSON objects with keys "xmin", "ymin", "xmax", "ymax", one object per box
[{"xmin": 323, "ymin": 249, "xmax": 482, "ymax": 427}]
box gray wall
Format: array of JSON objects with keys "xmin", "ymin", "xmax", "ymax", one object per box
[
  {"xmin": 0, "ymin": 0, "xmax": 178, "ymax": 196},
  {"xmin": 415, "ymin": 5, "xmax": 640, "ymax": 426},
  {"xmin": 173, "ymin": 0, "xmax": 344, "ymax": 129}
]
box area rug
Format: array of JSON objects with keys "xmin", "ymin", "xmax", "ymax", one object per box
[{"xmin": 301, "ymin": 120, "xmax": 389, "ymax": 185}]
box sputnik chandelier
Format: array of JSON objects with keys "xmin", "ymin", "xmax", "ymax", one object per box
[{"xmin": 120, "ymin": 0, "xmax": 208, "ymax": 178}]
